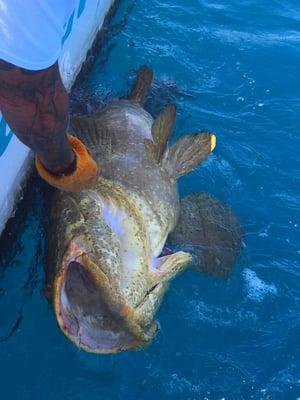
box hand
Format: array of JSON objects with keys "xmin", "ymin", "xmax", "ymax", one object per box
[{"xmin": 36, "ymin": 135, "xmax": 99, "ymax": 192}]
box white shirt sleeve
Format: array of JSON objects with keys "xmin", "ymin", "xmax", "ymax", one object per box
[{"xmin": 0, "ymin": 0, "xmax": 77, "ymax": 70}]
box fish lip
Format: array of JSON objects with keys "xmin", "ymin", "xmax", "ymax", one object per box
[{"xmin": 53, "ymin": 240, "xmax": 152, "ymax": 354}]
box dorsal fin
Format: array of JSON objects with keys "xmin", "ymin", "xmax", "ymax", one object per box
[
  {"xmin": 128, "ymin": 66, "xmax": 153, "ymax": 105},
  {"xmin": 71, "ymin": 115, "xmax": 113, "ymax": 155},
  {"xmin": 161, "ymin": 132, "xmax": 216, "ymax": 180},
  {"xmin": 151, "ymin": 104, "xmax": 176, "ymax": 162}
]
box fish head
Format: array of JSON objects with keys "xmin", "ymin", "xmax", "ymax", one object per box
[
  {"xmin": 51, "ymin": 185, "xmax": 191, "ymax": 354},
  {"xmin": 52, "ymin": 202, "xmax": 158, "ymax": 354}
]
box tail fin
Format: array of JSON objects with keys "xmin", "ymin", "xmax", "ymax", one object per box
[
  {"xmin": 128, "ymin": 66, "xmax": 153, "ymax": 105},
  {"xmin": 161, "ymin": 132, "xmax": 216, "ymax": 179}
]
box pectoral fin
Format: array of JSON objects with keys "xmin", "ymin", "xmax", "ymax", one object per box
[{"xmin": 168, "ymin": 193, "xmax": 243, "ymax": 278}]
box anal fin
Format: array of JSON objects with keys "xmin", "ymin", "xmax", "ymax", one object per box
[{"xmin": 162, "ymin": 131, "xmax": 216, "ymax": 179}]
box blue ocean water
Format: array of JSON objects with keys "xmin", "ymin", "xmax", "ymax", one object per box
[{"xmin": 0, "ymin": 0, "xmax": 300, "ymax": 399}]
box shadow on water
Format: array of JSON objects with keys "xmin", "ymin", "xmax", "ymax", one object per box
[
  {"xmin": 0, "ymin": 171, "xmax": 52, "ymax": 342},
  {"xmin": 70, "ymin": 0, "xmax": 137, "ymax": 116}
]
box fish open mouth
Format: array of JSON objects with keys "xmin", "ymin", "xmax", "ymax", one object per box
[{"xmin": 53, "ymin": 243, "xmax": 143, "ymax": 354}]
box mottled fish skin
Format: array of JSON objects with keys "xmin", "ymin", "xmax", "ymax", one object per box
[
  {"xmin": 47, "ymin": 101, "xmax": 181, "ymax": 293},
  {"xmin": 45, "ymin": 101, "xmax": 185, "ymax": 352},
  {"xmin": 46, "ymin": 69, "xmax": 215, "ymax": 354},
  {"xmin": 89, "ymin": 101, "xmax": 181, "ymax": 254}
]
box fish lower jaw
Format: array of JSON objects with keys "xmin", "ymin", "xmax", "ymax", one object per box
[{"xmin": 53, "ymin": 246, "xmax": 152, "ymax": 354}]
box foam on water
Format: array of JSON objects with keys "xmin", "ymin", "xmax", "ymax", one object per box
[
  {"xmin": 186, "ymin": 298, "xmax": 258, "ymax": 327},
  {"xmin": 243, "ymin": 268, "xmax": 278, "ymax": 302}
]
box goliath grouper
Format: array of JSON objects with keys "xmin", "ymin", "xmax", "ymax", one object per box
[{"xmin": 46, "ymin": 67, "xmax": 242, "ymax": 354}]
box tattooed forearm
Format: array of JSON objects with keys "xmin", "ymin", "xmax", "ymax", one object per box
[{"xmin": 0, "ymin": 60, "xmax": 75, "ymax": 174}]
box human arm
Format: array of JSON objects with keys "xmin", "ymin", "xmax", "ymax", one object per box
[
  {"xmin": 0, "ymin": 59, "xmax": 98, "ymax": 191},
  {"xmin": 0, "ymin": 60, "xmax": 75, "ymax": 174}
]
